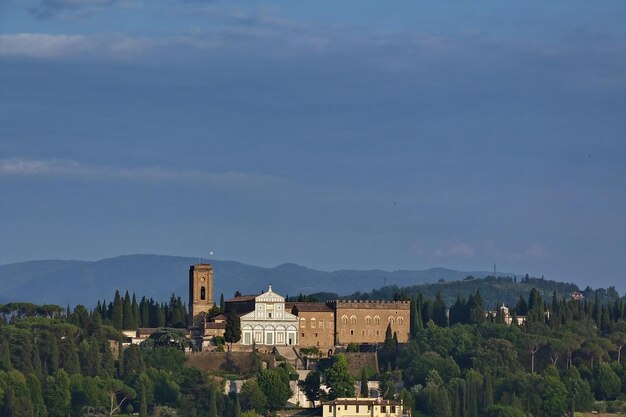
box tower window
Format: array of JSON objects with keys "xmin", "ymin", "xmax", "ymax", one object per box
[{"xmin": 201, "ymin": 286, "xmax": 206, "ymax": 300}]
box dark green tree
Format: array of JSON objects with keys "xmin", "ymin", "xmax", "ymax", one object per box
[
  {"xmin": 224, "ymin": 310, "xmax": 242, "ymax": 351},
  {"xmin": 299, "ymin": 371, "xmax": 321, "ymax": 406},
  {"xmin": 325, "ymin": 354, "xmax": 355, "ymax": 399}
]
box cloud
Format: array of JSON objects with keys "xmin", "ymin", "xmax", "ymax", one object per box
[
  {"xmin": 411, "ymin": 240, "xmax": 476, "ymax": 259},
  {"xmin": 0, "ymin": 158, "xmax": 286, "ymax": 188},
  {"xmin": 484, "ymin": 240, "xmax": 548, "ymax": 261},
  {"xmin": 0, "ymin": 33, "xmax": 91, "ymax": 58},
  {"xmin": 25, "ymin": 0, "xmax": 122, "ymax": 19}
]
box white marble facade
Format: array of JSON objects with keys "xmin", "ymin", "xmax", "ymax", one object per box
[{"xmin": 240, "ymin": 285, "xmax": 298, "ymax": 346}]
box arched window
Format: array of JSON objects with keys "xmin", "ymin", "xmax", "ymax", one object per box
[
  {"xmin": 397, "ymin": 317, "xmax": 404, "ymax": 325},
  {"xmin": 200, "ymin": 286, "xmax": 206, "ymax": 300},
  {"xmin": 300, "ymin": 318, "xmax": 306, "ymax": 328},
  {"xmin": 342, "ymin": 315, "xmax": 348, "ymax": 325},
  {"xmin": 350, "ymin": 315, "xmax": 357, "ymax": 325},
  {"xmin": 388, "ymin": 316, "xmax": 395, "ymax": 325},
  {"xmin": 365, "ymin": 316, "xmax": 372, "ymax": 325},
  {"xmin": 374, "ymin": 316, "xmax": 380, "ymax": 325}
]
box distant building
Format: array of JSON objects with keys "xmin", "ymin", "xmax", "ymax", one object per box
[
  {"xmin": 570, "ymin": 291, "xmax": 584, "ymax": 301},
  {"xmin": 486, "ymin": 304, "xmax": 526, "ymax": 326},
  {"xmin": 189, "ymin": 263, "xmax": 411, "ymax": 350},
  {"xmin": 322, "ymin": 398, "xmax": 405, "ymax": 417},
  {"xmin": 189, "ymin": 264, "xmax": 214, "ymax": 326}
]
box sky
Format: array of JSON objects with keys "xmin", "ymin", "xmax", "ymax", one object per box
[{"xmin": 1, "ymin": 0, "xmax": 625, "ymax": 292}]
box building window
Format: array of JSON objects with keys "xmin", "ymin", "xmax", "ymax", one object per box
[
  {"xmin": 311, "ymin": 318, "xmax": 316, "ymax": 328},
  {"xmin": 397, "ymin": 317, "xmax": 403, "ymax": 325},
  {"xmin": 350, "ymin": 315, "xmax": 357, "ymax": 325},
  {"xmin": 277, "ymin": 333, "xmax": 284, "ymax": 343},
  {"xmin": 200, "ymin": 286, "xmax": 206, "ymax": 300},
  {"xmin": 315, "ymin": 333, "xmax": 318, "ymax": 337},
  {"xmin": 356, "ymin": 405, "xmax": 359, "ymax": 413},
  {"xmin": 351, "ymin": 330, "xmax": 354, "ymax": 335},
  {"xmin": 374, "ymin": 316, "xmax": 380, "ymax": 325},
  {"xmin": 342, "ymin": 315, "xmax": 348, "ymax": 325},
  {"xmin": 329, "ymin": 406, "xmax": 332, "ymax": 413},
  {"xmin": 301, "ymin": 333, "xmax": 305, "ymax": 337},
  {"xmin": 376, "ymin": 330, "xmax": 380, "ymax": 336},
  {"xmin": 382, "ymin": 406, "xmax": 386, "ymax": 413},
  {"xmin": 319, "ymin": 321, "xmax": 324, "ymax": 329},
  {"xmin": 268, "ymin": 312, "xmax": 272, "ymax": 318},
  {"xmin": 388, "ymin": 317, "xmax": 395, "ymax": 325},
  {"xmin": 365, "ymin": 316, "xmax": 372, "ymax": 325},
  {"xmin": 391, "ymin": 406, "xmax": 396, "ymax": 413},
  {"xmin": 300, "ymin": 318, "xmax": 306, "ymax": 328},
  {"xmin": 361, "ymin": 330, "xmax": 365, "ymax": 336}
]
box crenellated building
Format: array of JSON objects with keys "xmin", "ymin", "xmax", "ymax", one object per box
[{"xmin": 189, "ymin": 263, "xmax": 411, "ymax": 350}]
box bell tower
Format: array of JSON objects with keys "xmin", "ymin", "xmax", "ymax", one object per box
[{"xmin": 189, "ymin": 264, "xmax": 214, "ymax": 325}]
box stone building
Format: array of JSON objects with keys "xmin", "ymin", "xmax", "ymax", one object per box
[
  {"xmin": 329, "ymin": 300, "xmax": 411, "ymax": 345},
  {"xmin": 189, "ymin": 263, "xmax": 214, "ymax": 326},
  {"xmin": 322, "ymin": 398, "xmax": 404, "ymax": 417},
  {"xmin": 287, "ymin": 302, "xmax": 335, "ymax": 349},
  {"xmin": 189, "ymin": 263, "xmax": 411, "ymax": 349}
]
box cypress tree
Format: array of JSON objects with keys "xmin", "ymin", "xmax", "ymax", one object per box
[
  {"xmin": 360, "ymin": 368, "xmax": 369, "ymax": 398},
  {"xmin": 122, "ymin": 291, "xmax": 133, "ymax": 330},
  {"xmin": 483, "ymin": 376, "xmax": 493, "ymax": 409},
  {"xmin": 112, "ymin": 291, "xmax": 123, "ymax": 329},
  {"xmin": 140, "ymin": 383, "xmax": 149, "ymax": 417},
  {"xmin": 0, "ymin": 338, "xmax": 12, "ymax": 371},
  {"xmin": 208, "ymin": 387, "xmax": 218, "ymax": 417},
  {"xmin": 131, "ymin": 293, "xmax": 139, "ymax": 329},
  {"xmin": 233, "ymin": 397, "xmax": 241, "ymax": 417},
  {"xmin": 220, "ymin": 293, "xmax": 225, "ymax": 313}
]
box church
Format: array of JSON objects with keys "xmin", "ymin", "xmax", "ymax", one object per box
[{"xmin": 189, "ymin": 263, "xmax": 410, "ymax": 350}]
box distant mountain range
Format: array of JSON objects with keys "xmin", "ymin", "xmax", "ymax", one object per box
[{"xmin": 0, "ymin": 254, "xmax": 509, "ymax": 307}]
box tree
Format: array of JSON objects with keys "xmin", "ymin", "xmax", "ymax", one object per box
[
  {"xmin": 593, "ymin": 362, "xmax": 621, "ymax": 400},
  {"xmin": 299, "ymin": 371, "xmax": 321, "ymax": 406},
  {"xmin": 112, "ymin": 291, "xmax": 123, "ymax": 330},
  {"xmin": 208, "ymin": 387, "xmax": 217, "ymax": 417},
  {"xmin": 326, "ymin": 354, "xmax": 355, "ymax": 399},
  {"xmin": 122, "ymin": 291, "xmax": 133, "ymax": 330},
  {"xmin": 239, "ymin": 380, "xmax": 267, "ymax": 414},
  {"xmin": 43, "ymin": 369, "xmax": 71, "ymax": 417},
  {"xmin": 541, "ymin": 375, "xmax": 567, "ymax": 417},
  {"xmin": 521, "ymin": 334, "xmax": 545, "ymax": 373},
  {"xmin": 224, "ymin": 310, "xmax": 241, "ymax": 351},
  {"xmin": 360, "ymin": 368, "xmax": 369, "ymax": 398},
  {"xmin": 610, "ymin": 332, "xmax": 626, "ymax": 363},
  {"xmin": 257, "ymin": 369, "xmax": 291, "ymax": 411},
  {"xmin": 563, "ymin": 367, "xmax": 594, "ymax": 412}
]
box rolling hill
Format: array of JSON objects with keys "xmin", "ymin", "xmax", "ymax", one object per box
[{"xmin": 0, "ymin": 254, "xmax": 507, "ymax": 307}]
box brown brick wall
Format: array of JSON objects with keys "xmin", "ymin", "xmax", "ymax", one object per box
[
  {"xmin": 331, "ymin": 300, "xmax": 410, "ymax": 345},
  {"xmin": 296, "ymin": 310, "xmax": 335, "ymax": 349}
]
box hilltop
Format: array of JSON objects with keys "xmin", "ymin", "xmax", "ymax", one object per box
[{"xmin": 0, "ymin": 254, "xmax": 507, "ymax": 307}]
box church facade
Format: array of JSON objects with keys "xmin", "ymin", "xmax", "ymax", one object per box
[{"xmin": 236, "ymin": 286, "xmax": 299, "ymax": 346}]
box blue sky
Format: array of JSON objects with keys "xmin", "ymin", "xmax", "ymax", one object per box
[{"xmin": 1, "ymin": 0, "xmax": 625, "ymax": 291}]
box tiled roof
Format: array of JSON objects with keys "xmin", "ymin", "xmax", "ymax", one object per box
[
  {"xmin": 291, "ymin": 302, "xmax": 334, "ymax": 313},
  {"xmin": 325, "ymin": 398, "xmax": 401, "ymax": 406},
  {"xmin": 226, "ymin": 295, "xmax": 257, "ymax": 302}
]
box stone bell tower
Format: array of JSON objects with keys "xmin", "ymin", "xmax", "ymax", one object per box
[{"xmin": 189, "ymin": 263, "xmax": 214, "ymax": 325}]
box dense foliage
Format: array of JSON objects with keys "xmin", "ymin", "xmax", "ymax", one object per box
[
  {"xmin": 372, "ymin": 288, "xmax": 626, "ymax": 417},
  {"xmin": 2, "ymin": 283, "xmax": 626, "ymax": 416}
]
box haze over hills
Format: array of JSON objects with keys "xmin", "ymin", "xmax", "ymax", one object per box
[{"xmin": 0, "ymin": 254, "xmax": 512, "ymax": 307}]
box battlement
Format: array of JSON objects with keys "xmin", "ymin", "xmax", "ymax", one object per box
[{"xmin": 327, "ymin": 300, "xmax": 410, "ymax": 310}]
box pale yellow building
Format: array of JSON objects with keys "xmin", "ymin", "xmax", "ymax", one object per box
[{"xmin": 322, "ymin": 398, "xmax": 404, "ymax": 417}]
